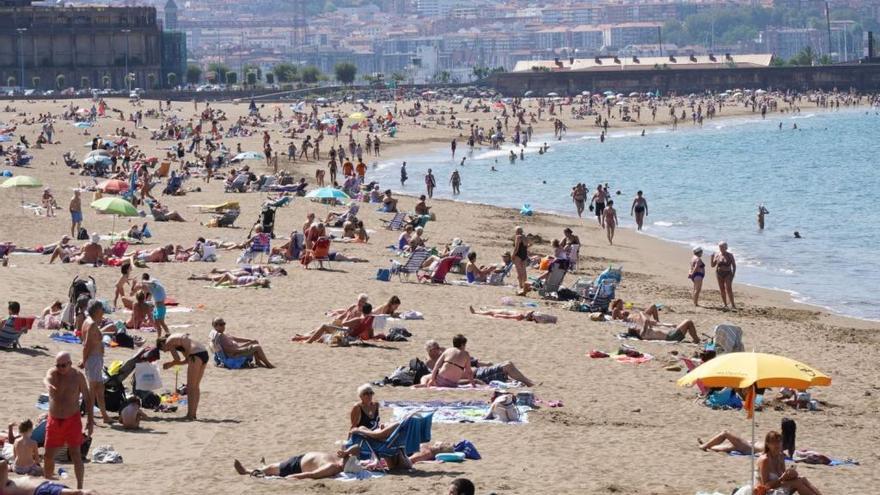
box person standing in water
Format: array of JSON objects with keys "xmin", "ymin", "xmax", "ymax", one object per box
[
  {"xmin": 757, "ymin": 204, "xmax": 769, "ymax": 230},
  {"xmin": 591, "ymin": 185, "xmax": 606, "ymax": 227},
  {"xmin": 450, "ymin": 139, "xmax": 457, "ymax": 159},
  {"xmin": 571, "ymin": 184, "xmax": 586, "ymax": 218},
  {"xmin": 711, "ymin": 241, "xmax": 737, "ymax": 310},
  {"xmin": 630, "ymin": 191, "xmax": 648, "ymax": 231},
  {"xmin": 603, "ymin": 200, "xmax": 618, "ymax": 245},
  {"xmin": 450, "ymin": 170, "xmax": 461, "ymax": 195},
  {"xmin": 400, "ymin": 162, "xmax": 408, "ymax": 187},
  {"xmin": 425, "ymin": 169, "xmax": 436, "ymax": 199}
]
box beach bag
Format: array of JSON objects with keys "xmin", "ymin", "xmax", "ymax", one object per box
[
  {"xmin": 133, "ymin": 363, "xmax": 162, "ymax": 391},
  {"xmin": 375, "ymin": 268, "xmax": 391, "ymax": 281},
  {"xmin": 114, "ymin": 331, "xmax": 134, "ymax": 349},
  {"xmin": 409, "ymin": 357, "xmax": 430, "ymax": 383},
  {"xmin": 387, "ymin": 366, "xmax": 416, "ymax": 386},
  {"xmin": 134, "ymin": 389, "xmax": 161, "ymax": 409},
  {"xmin": 556, "ymin": 287, "xmax": 578, "ymax": 301},
  {"xmin": 77, "ymin": 227, "xmax": 89, "ymax": 240},
  {"xmin": 453, "ymin": 440, "xmax": 481, "ymax": 460}
]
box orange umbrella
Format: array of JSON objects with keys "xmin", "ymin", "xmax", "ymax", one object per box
[{"xmin": 98, "ymin": 179, "xmax": 130, "ymax": 194}]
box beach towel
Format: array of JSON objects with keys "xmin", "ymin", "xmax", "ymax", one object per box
[
  {"xmin": 334, "ymin": 471, "xmax": 385, "ymax": 481},
  {"xmin": 616, "ymin": 333, "xmax": 684, "ymax": 344},
  {"xmin": 613, "ymin": 353, "xmax": 654, "ymax": 364},
  {"xmin": 413, "ymin": 380, "xmax": 522, "ymax": 391},
  {"xmin": 50, "ymin": 332, "xmax": 82, "ymax": 345},
  {"xmin": 382, "ymin": 400, "xmax": 531, "ymax": 424}
]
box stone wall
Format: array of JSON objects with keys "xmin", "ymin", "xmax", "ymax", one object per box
[{"xmin": 487, "ymin": 64, "xmax": 880, "ymax": 95}]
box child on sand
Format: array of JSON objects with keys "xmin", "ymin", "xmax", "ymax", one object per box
[
  {"xmin": 120, "ymin": 396, "xmax": 149, "ymax": 430},
  {"xmin": 114, "ymin": 262, "xmax": 133, "ymax": 309},
  {"xmin": 12, "ymin": 419, "xmax": 42, "ymax": 476}
]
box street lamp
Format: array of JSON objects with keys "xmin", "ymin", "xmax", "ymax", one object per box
[
  {"xmin": 121, "ymin": 28, "xmax": 131, "ymax": 91},
  {"xmin": 16, "ymin": 28, "xmax": 27, "ymax": 90}
]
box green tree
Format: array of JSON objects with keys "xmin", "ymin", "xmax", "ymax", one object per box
[
  {"xmin": 55, "ymin": 74, "xmax": 66, "ymax": 89},
  {"xmin": 207, "ymin": 62, "xmax": 231, "ymax": 83},
  {"xmin": 242, "ymin": 63, "xmax": 262, "ymax": 81},
  {"xmin": 226, "ymin": 72, "xmax": 237, "ymax": 85},
  {"xmin": 167, "ymin": 72, "xmax": 177, "ymax": 87},
  {"xmin": 434, "ymin": 70, "xmax": 451, "ymax": 84},
  {"xmin": 790, "ymin": 46, "xmax": 816, "ymax": 66},
  {"xmin": 80, "ymin": 76, "xmax": 90, "ymax": 89},
  {"xmin": 32, "ymin": 76, "xmax": 40, "ymax": 88},
  {"xmin": 265, "ymin": 73, "xmax": 275, "ymax": 85},
  {"xmin": 770, "ymin": 56, "xmax": 786, "ymax": 67},
  {"xmin": 472, "ymin": 66, "xmax": 489, "ymax": 80},
  {"xmin": 6, "ymin": 76, "xmax": 15, "ymax": 87},
  {"xmin": 186, "ymin": 64, "xmax": 202, "ymax": 84},
  {"xmin": 390, "ymin": 71, "xmax": 406, "ymax": 83},
  {"xmin": 147, "ymin": 73, "xmax": 156, "ymax": 89},
  {"xmin": 301, "ymin": 66, "xmax": 321, "ymax": 84},
  {"xmin": 101, "ymin": 75, "xmax": 110, "ymax": 88},
  {"xmin": 334, "ymin": 62, "xmax": 357, "ymax": 85},
  {"xmin": 272, "ymin": 63, "xmax": 299, "ymax": 83},
  {"xmin": 246, "ymin": 71, "xmax": 258, "ymax": 87},
  {"xmin": 818, "ymin": 54, "xmax": 832, "ymax": 65}
]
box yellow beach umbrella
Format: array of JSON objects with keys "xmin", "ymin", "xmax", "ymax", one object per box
[
  {"xmin": 348, "ymin": 111, "xmax": 366, "ymax": 121},
  {"xmin": 678, "ymin": 352, "xmax": 831, "ymax": 490}
]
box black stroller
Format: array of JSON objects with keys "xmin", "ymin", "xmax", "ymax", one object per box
[
  {"xmin": 101, "ymin": 347, "xmax": 162, "ymax": 413},
  {"xmin": 251, "ymin": 204, "xmax": 276, "ymax": 238},
  {"xmin": 61, "ymin": 275, "xmax": 96, "ymax": 329}
]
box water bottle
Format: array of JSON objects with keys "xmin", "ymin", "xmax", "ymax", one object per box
[{"xmin": 58, "ymin": 468, "xmax": 68, "ymax": 479}]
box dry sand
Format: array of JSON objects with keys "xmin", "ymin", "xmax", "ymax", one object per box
[{"xmin": 1, "ymin": 96, "xmax": 878, "ymax": 494}]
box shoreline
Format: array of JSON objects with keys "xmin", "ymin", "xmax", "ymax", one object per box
[{"xmin": 371, "ymin": 106, "xmax": 878, "ymax": 326}]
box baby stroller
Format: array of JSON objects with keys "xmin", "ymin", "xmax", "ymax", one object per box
[
  {"xmin": 61, "ymin": 275, "xmax": 96, "ymax": 329},
  {"xmin": 251, "ymin": 205, "xmax": 276, "ymax": 238},
  {"xmin": 92, "ymin": 347, "xmax": 161, "ymax": 413}
]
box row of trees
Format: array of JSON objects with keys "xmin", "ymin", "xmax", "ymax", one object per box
[
  {"xmin": 185, "ymin": 61, "xmax": 358, "ymax": 86},
  {"xmin": 7, "ymin": 73, "xmax": 172, "ymax": 89}
]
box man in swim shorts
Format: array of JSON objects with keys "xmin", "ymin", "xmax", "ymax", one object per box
[
  {"xmin": 80, "ymin": 301, "xmax": 113, "ymax": 424},
  {"xmin": 43, "ymin": 352, "xmax": 94, "ymax": 490},
  {"xmin": 69, "ymin": 190, "xmax": 82, "ymax": 239},
  {"xmin": 626, "ymin": 318, "xmax": 701, "ymax": 344},
  {"xmin": 233, "ymin": 445, "xmax": 361, "ymax": 480},
  {"xmin": 1, "ymin": 459, "xmax": 97, "ymax": 495}
]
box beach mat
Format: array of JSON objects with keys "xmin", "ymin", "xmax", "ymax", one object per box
[{"xmin": 381, "ymin": 400, "xmax": 531, "ymax": 424}]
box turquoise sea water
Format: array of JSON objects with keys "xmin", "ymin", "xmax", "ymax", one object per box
[{"xmin": 373, "ymin": 107, "xmax": 880, "ymax": 320}]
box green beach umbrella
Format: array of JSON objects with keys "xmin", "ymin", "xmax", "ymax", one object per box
[
  {"xmin": 91, "ymin": 196, "xmax": 139, "ymax": 233},
  {"xmin": 305, "ymin": 187, "xmax": 351, "ymax": 202},
  {"xmin": 2, "ymin": 175, "xmax": 43, "ymax": 204}
]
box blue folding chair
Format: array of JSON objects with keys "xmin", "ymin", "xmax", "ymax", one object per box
[{"xmin": 347, "ymin": 410, "xmax": 433, "ymax": 461}]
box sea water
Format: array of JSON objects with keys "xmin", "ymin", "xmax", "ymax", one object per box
[{"xmin": 371, "ymin": 108, "xmax": 880, "ymax": 320}]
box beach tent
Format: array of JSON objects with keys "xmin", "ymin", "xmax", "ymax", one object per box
[{"xmin": 678, "ymin": 352, "xmax": 830, "ymax": 490}]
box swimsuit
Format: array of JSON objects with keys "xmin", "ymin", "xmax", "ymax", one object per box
[
  {"xmin": 279, "ymin": 455, "xmax": 304, "ymax": 477},
  {"xmin": 34, "ymin": 481, "xmax": 67, "ymax": 495},
  {"xmin": 189, "ymin": 350, "xmax": 209, "ymax": 365},
  {"xmin": 434, "ymin": 375, "xmax": 459, "ymax": 388},
  {"xmin": 666, "ymin": 329, "xmax": 686, "ymax": 342},
  {"xmin": 514, "ymin": 238, "xmax": 528, "ymax": 261},
  {"xmin": 475, "ymin": 364, "xmax": 508, "ymax": 383},
  {"xmin": 14, "ymin": 463, "xmax": 42, "ymax": 475},
  {"xmin": 152, "ymin": 303, "xmax": 167, "ymax": 321},
  {"xmin": 594, "ymin": 202, "xmax": 605, "ymax": 217},
  {"xmin": 44, "ymin": 414, "xmax": 82, "ymax": 449},
  {"xmin": 84, "ymin": 353, "xmax": 104, "ymax": 382},
  {"xmin": 634, "ymin": 205, "xmax": 645, "ymax": 214},
  {"xmin": 358, "ymin": 406, "xmax": 380, "ymax": 430},
  {"xmin": 70, "ymin": 210, "xmax": 82, "ymax": 223},
  {"xmin": 689, "ymin": 259, "xmax": 705, "ymax": 281}
]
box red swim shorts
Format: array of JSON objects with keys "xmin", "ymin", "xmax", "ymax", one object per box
[{"xmin": 44, "ymin": 414, "xmax": 83, "ymax": 449}]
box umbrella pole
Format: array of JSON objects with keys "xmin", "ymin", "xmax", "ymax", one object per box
[
  {"xmin": 750, "ymin": 383, "xmax": 756, "ymax": 490},
  {"xmin": 112, "ymin": 215, "xmax": 117, "ymax": 235}
]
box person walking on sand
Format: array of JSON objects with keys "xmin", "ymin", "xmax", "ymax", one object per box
[
  {"xmin": 630, "ymin": 190, "xmax": 648, "ymax": 231},
  {"xmin": 590, "ymin": 185, "xmax": 605, "ymax": 227},
  {"xmin": 512, "ymin": 226, "xmax": 529, "ymax": 295},
  {"xmin": 711, "ymin": 241, "xmax": 737, "ymax": 310},
  {"xmin": 43, "ymin": 352, "xmax": 94, "ymax": 490},
  {"xmin": 81, "ymin": 301, "xmax": 114, "ymax": 425},
  {"xmin": 425, "ymin": 169, "xmax": 436, "ymax": 199},
  {"xmin": 688, "ymin": 247, "xmax": 706, "ymax": 306},
  {"xmin": 69, "ymin": 190, "xmax": 82, "ymax": 238},
  {"xmin": 603, "ymin": 200, "xmax": 618, "ymax": 245},
  {"xmin": 450, "ymin": 170, "xmax": 461, "ymax": 195}
]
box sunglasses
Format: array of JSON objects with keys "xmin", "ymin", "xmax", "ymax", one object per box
[{"xmin": 56, "ymin": 362, "xmax": 71, "ymax": 369}]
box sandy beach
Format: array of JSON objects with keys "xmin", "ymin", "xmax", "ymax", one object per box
[{"xmin": 1, "ymin": 95, "xmax": 878, "ymax": 495}]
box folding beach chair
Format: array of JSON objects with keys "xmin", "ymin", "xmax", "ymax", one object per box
[
  {"xmin": 237, "ymin": 232, "xmax": 271, "ymax": 264},
  {"xmin": 394, "ymin": 248, "xmax": 429, "ymax": 281},
  {"xmin": 679, "ymin": 357, "xmax": 708, "ymax": 396},
  {"xmin": 487, "ymin": 262, "xmax": 513, "ymax": 286},
  {"xmin": 0, "ymin": 316, "xmax": 35, "ymax": 350},
  {"xmin": 581, "ymin": 281, "xmax": 616, "ymax": 313},
  {"xmin": 347, "ymin": 411, "xmax": 434, "ymax": 461},
  {"xmin": 712, "ymin": 324, "xmax": 744, "ymax": 355},
  {"xmin": 301, "ymin": 236, "xmax": 331, "ymax": 269},
  {"xmin": 383, "ymin": 212, "xmax": 407, "ymax": 231},
  {"xmin": 418, "ymin": 256, "xmax": 461, "ymax": 284},
  {"xmin": 538, "ymin": 262, "xmax": 568, "ymax": 297}
]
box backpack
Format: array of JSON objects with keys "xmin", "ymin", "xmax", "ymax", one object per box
[
  {"xmin": 408, "ymin": 357, "xmax": 430, "ymax": 383},
  {"xmin": 387, "ymin": 366, "xmax": 415, "ymax": 387},
  {"xmin": 135, "ymin": 389, "xmax": 161, "ymax": 409},
  {"xmin": 77, "ymin": 226, "xmax": 89, "ymax": 240}
]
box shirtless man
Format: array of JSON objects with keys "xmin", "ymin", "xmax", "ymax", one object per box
[
  {"xmin": 469, "ymin": 306, "xmax": 557, "ymax": 324},
  {"xmin": 630, "ymin": 191, "xmax": 648, "ymax": 231},
  {"xmin": 69, "ymin": 190, "xmax": 82, "ymax": 238},
  {"xmin": 43, "ymin": 352, "xmax": 94, "ymax": 489},
  {"xmin": 72, "ymin": 234, "xmax": 104, "ymax": 265},
  {"xmin": 425, "ymin": 334, "xmax": 475, "ymax": 388},
  {"xmin": 233, "ymin": 445, "xmax": 361, "ymax": 480},
  {"xmin": 625, "ymin": 316, "xmax": 700, "ymax": 344},
  {"xmin": 47, "ymin": 236, "xmax": 76, "ymax": 264},
  {"xmin": 414, "ymin": 195, "xmax": 431, "ymax": 216},
  {"xmin": 602, "ymin": 200, "xmax": 618, "ymax": 245},
  {"xmin": 1, "ymin": 460, "xmax": 96, "ymax": 495},
  {"xmin": 128, "ymin": 245, "xmax": 172, "ymax": 265},
  {"xmin": 211, "ymin": 317, "xmax": 274, "ymax": 368},
  {"xmin": 80, "ymin": 300, "xmax": 113, "ymax": 424},
  {"xmin": 423, "ymin": 339, "xmax": 535, "ymax": 387},
  {"xmin": 590, "ymin": 184, "xmax": 605, "ymax": 227}
]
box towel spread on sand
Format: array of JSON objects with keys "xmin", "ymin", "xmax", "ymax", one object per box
[
  {"xmin": 616, "ymin": 333, "xmax": 683, "ymax": 345},
  {"xmin": 382, "ymin": 400, "xmax": 531, "ymax": 424},
  {"xmin": 726, "ymin": 451, "xmax": 859, "ymax": 466},
  {"xmin": 412, "ymin": 380, "xmax": 523, "ymax": 391},
  {"xmin": 613, "ymin": 353, "xmax": 654, "ymax": 364}
]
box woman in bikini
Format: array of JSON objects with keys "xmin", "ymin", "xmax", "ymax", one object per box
[
  {"xmin": 758, "ymin": 430, "xmax": 824, "ymax": 495},
  {"xmin": 689, "ymin": 247, "xmax": 706, "ymax": 307},
  {"xmin": 156, "ymin": 334, "xmax": 209, "ymax": 420},
  {"xmin": 512, "ymin": 226, "xmax": 529, "ymax": 294},
  {"xmin": 710, "ymin": 241, "xmax": 737, "ymax": 309},
  {"xmin": 469, "ymin": 306, "xmax": 557, "ymax": 324}
]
